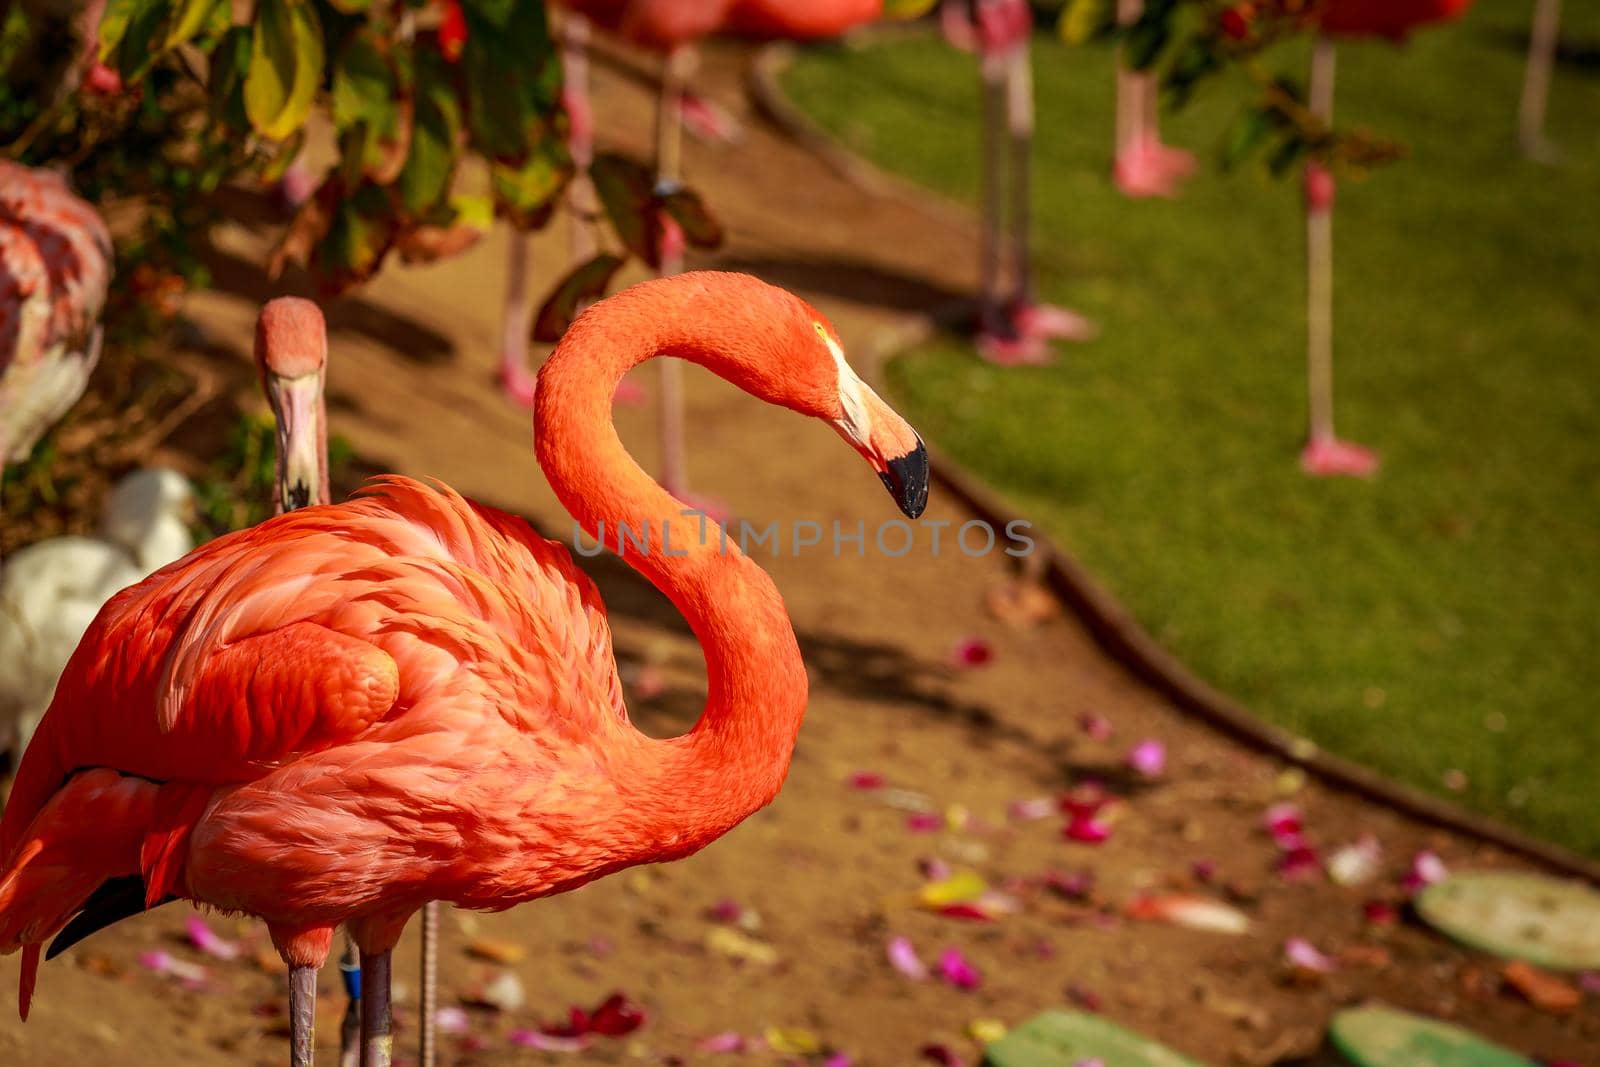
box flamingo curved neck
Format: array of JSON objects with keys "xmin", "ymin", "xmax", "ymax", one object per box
[{"xmin": 534, "ymin": 283, "xmax": 808, "ymax": 849}]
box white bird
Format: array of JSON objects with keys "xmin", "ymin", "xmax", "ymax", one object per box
[{"xmin": 0, "ymin": 468, "xmax": 194, "ymax": 757}]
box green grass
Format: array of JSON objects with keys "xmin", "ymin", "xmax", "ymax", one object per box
[{"xmin": 784, "ymin": 2, "xmax": 1600, "ymax": 855}]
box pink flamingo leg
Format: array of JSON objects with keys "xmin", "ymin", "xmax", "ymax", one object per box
[
  {"xmin": 290, "ymin": 964, "xmax": 317, "ymax": 1067},
  {"xmin": 360, "ymin": 947, "xmax": 393, "ymax": 1067},
  {"xmin": 565, "ymin": 15, "xmax": 600, "ymax": 264},
  {"xmin": 1518, "ymin": 0, "xmax": 1562, "ymax": 161},
  {"xmin": 656, "ymin": 46, "xmax": 692, "ymax": 500},
  {"xmin": 500, "ymin": 232, "xmax": 538, "ymax": 408},
  {"xmin": 1300, "ymin": 37, "xmax": 1378, "ymax": 478},
  {"xmin": 418, "ymin": 903, "xmax": 438, "ymax": 1067}
]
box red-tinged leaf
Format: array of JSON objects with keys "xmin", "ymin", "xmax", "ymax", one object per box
[
  {"xmin": 1125, "ymin": 894, "xmax": 1251, "ymax": 935},
  {"xmin": 658, "ymin": 187, "xmax": 723, "ymax": 249},
  {"xmin": 587, "ymin": 992, "xmax": 646, "ymax": 1036},
  {"xmin": 267, "ymin": 175, "xmax": 340, "ymax": 279},
  {"xmin": 532, "ymin": 253, "xmax": 624, "ymax": 343},
  {"xmin": 589, "ymin": 153, "xmax": 658, "ymax": 267}
]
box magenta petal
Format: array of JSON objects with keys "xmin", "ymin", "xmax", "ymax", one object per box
[
  {"xmin": 696, "ymin": 1032, "xmax": 748, "ymax": 1053},
  {"xmin": 706, "ymin": 898, "xmax": 743, "ymax": 924},
  {"xmin": 184, "ymin": 914, "xmax": 241, "ymax": 960},
  {"xmin": 887, "ymin": 935, "xmax": 928, "ymax": 980},
  {"xmin": 823, "ymin": 1056, "xmax": 854, "ymax": 1067},
  {"xmin": 1077, "ymin": 712, "xmax": 1114, "ymax": 740},
  {"xmin": 1263, "ymin": 802, "xmax": 1303, "ymax": 842},
  {"xmin": 1284, "ymin": 937, "xmax": 1338, "ymax": 973},
  {"xmin": 950, "ymin": 635, "xmax": 994, "ymax": 667},
  {"xmin": 1064, "ymin": 815, "xmax": 1111, "ymax": 844},
  {"xmin": 1008, "ymin": 796, "xmax": 1055, "ymax": 821},
  {"xmin": 937, "ymin": 947, "xmax": 982, "ymax": 990},
  {"xmin": 905, "ymin": 812, "xmax": 942, "ymax": 833},
  {"xmin": 510, "ymin": 1029, "xmax": 589, "ymax": 1052},
  {"xmin": 921, "ymin": 1043, "xmax": 967, "ymax": 1067},
  {"xmin": 1277, "ymin": 844, "xmax": 1323, "ymax": 880},
  {"xmin": 1126, "ymin": 739, "xmax": 1166, "ymax": 778},
  {"xmin": 435, "ymin": 1007, "xmax": 470, "ymax": 1034},
  {"xmin": 846, "ymin": 770, "xmax": 886, "ymax": 790},
  {"xmin": 1401, "ymin": 850, "xmax": 1448, "ymax": 893}
]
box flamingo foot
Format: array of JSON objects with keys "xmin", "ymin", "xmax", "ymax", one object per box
[
  {"xmin": 1113, "ymin": 138, "xmax": 1186, "ymax": 199},
  {"xmin": 1149, "ymin": 140, "xmax": 1197, "ymax": 181},
  {"xmin": 499, "ymin": 353, "xmax": 538, "ymax": 410},
  {"xmin": 1299, "ymin": 435, "xmax": 1380, "ymax": 478},
  {"xmin": 682, "ymin": 93, "xmax": 741, "ymax": 145},
  {"xmin": 977, "ymin": 330, "xmax": 1052, "ymax": 366},
  {"xmin": 1013, "ymin": 302, "xmax": 1097, "ymax": 343}
]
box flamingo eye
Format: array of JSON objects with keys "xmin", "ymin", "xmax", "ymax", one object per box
[{"xmin": 812, "ymin": 321, "xmax": 829, "ymax": 343}]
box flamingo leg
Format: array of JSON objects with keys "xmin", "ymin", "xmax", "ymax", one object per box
[
  {"xmin": 500, "ymin": 232, "xmax": 537, "ymax": 407},
  {"xmin": 338, "ymin": 938, "xmax": 360, "ymax": 1067},
  {"xmin": 418, "ymin": 902, "xmax": 439, "ymax": 1067},
  {"xmin": 1518, "ymin": 0, "xmax": 1562, "ymax": 160},
  {"xmin": 289, "ymin": 964, "xmax": 318, "ymax": 1067},
  {"xmin": 1306, "ymin": 37, "xmax": 1336, "ymax": 447},
  {"xmin": 359, "ymin": 947, "xmax": 393, "ymax": 1067},
  {"xmin": 655, "ymin": 45, "xmax": 693, "ymax": 497},
  {"xmin": 563, "ymin": 14, "xmax": 599, "ymax": 264},
  {"xmin": 1004, "ymin": 40, "xmax": 1033, "ymax": 312},
  {"xmin": 978, "ymin": 47, "xmax": 1007, "ymax": 339}
]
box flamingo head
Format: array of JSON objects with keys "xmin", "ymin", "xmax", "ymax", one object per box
[
  {"xmin": 254, "ymin": 297, "xmax": 329, "ymax": 513},
  {"xmin": 719, "ymin": 281, "xmax": 928, "ymax": 518}
]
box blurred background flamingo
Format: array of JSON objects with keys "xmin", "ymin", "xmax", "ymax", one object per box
[
  {"xmin": 0, "ymin": 160, "xmax": 111, "ymax": 472},
  {"xmin": 1297, "ymin": 0, "xmax": 1472, "ymax": 476},
  {"xmin": 1111, "ymin": 0, "xmax": 1196, "ymax": 198},
  {"xmin": 1517, "ymin": 0, "xmax": 1562, "ymax": 160},
  {"xmin": 941, "ymin": 0, "xmax": 1095, "ymax": 365}
]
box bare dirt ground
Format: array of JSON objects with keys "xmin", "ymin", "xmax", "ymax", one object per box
[{"xmin": 2, "ymin": 40, "xmax": 1596, "ymax": 1067}]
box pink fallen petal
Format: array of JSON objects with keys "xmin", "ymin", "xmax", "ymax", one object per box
[
  {"xmin": 918, "ymin": 857, "xmax": 953, "ymax": 882},
  {"xmin": 906, "ymin": 812, "xmax": 942, "ymax": 833},
  {"xmin": 950, "ymin": 635, "xmax": 994, "ymax": 668},
  {"xmin": 1579, "ymin": 971, "xmax": 1600, "ymax": 995},
  {"xmin": 1008, "ymin": 796, "xmax": 1055, "ymax": 822},
  {"xmin": 921, "ymin": 1043, "xmax": 967, "ymax": 1067},
  {"xmin": 706, "ymin": 898, "xmax": 743, "ymax": 924},
  {"xmin": 823, "ymin": 1055, "xmax": 854, "ymax": 1067},
  {"xmin": 1043, "ymin": 868, "xmax": 1094, "ymax": 901},
  {"xmin": 846, "ymin": 771, "xmax": 885, "ymax": 790},
  {"xmin": 1077, "ymin": 712, "xmax": 1114, "ymax": 740},
  {"xmin": 1126, "ymin": 739, "xmax": 1166, "ymax": 779},
  {"xmin": 696, "ymin": 1031, "xmax": 749, "ymax": 1053},
  {"xmin": 1363, "ymin": 900, "xmax": 1399, "ymax": 925},
  {"xmin": 1064, "ymin": 815, "xmax": 1111, "ymax": 844},
  {"xmin": 1284, "ymin": 937, "xmax": 1339, "ymax": 974},
  {"xmin": 1328, "ymin": 834, "xmax": 1383, "ymax": 887},
  {"xmin": 887, "ymin": 936, "xmax": 928, "ymax": 980},
  {"xmin": 1066, "ymin": 984, "xmax": 1103, "ymax": 1012},
  {"xmin": 1058, "ymin": 781, "xmax": 1111, "ymax": 820},
  {"xmin": 1402, "ymin": 850, "xmax": 1448, "ymax": 894},
  {"xmin": 185, "ymin": 914, "xmax": 240, "ymax": 960},
  {"xmin": 137, "ymin": 950, "xmax": 208, "ymax": 985},
  {"xmin": 1191, "ymin": 859, "xmax": 1218, "ymax": 884},
  {"xmin": 435, "ymin": 1007, "xmax": 470, "ymax": 1034},
  {"xmin": 1263, "ymin": 802, "xmax": 1304, "ymax": 845},
  {"xmin": 1277, "ymin": 844, "xmax": 1323, "ymax": 881},
  {"xmin": 937, "ymin": 948, "xmax": 982, "ymax": 990},
  {"xmin": 509, "ymin": 1029, "xmax": 589, "ymax": 1052}
]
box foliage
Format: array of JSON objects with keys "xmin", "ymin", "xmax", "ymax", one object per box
[
  {"xmin": 1056, "ymin": 0, "xmax": 1402, "ymax": 174},
  {"xmin": 191, "ymin": 411, "xmax": 354, "ymax": 538},
  {"xmin": 1, "ymin": 0, "xmax": 720, "ymax": 320},
  {"xmin": 784, "ymin": 9, "xmax": 1600, "ymax": 854}
]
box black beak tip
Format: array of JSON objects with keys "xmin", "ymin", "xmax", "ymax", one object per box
[{"xmin": 880, "ymin": 440, "xmax": 930, "ymax": 519}]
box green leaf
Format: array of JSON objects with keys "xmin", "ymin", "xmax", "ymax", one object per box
[
  {"xmin": 166, "ymin": 0, "xmax": 222, "ymax": 50},
  {"xmin": 588, "ymin": 151, "xmax": 657, "ymax": 266},
  {"xmin": 245, "ymin": 0, "xmax": 325, "ymax": 142},
  {"xmin": 208, "ymin": 25, "xmax": 252, "ymax": 127},
  {"xmin": 398, "ymin": 53, "xmax": 461, "ymax": 215},
  {"xmin": 659, "ymin": 187, "xmax": 722, "ymax": 250},
  {"xmin": 1219, "ymin": 108, "xmax": 1270, "ymax": 172},
  {"xmin": 1058, "ymin": 0, "xmax": 1111, "ymax": 46},
  {"xmin": 459, "ymin": 1, "xmax": 558, "ymax": 160},
  {"xmin": 533, "ymin": 253, "xmax": 624, "ymax": 342},
  {"xmin": 490, "ymin": 133, "xmax": 571, "ymax": 228},
  {"xmin": 113, "ymin": 0, "xmax": 172, "ymax": 83},
  {"xmin": 882, "ymin": 0, "xmax": 939, "ymax": 18},
  {"xmin": 1124, "ymin": 15, "xmax": 1170, "ymax": 71},
  {"xmin": 97, "ymin": 0, "xmax": 139, "ymax": 62},
  {"xmin": 332, "ymin": 33, "xmax": 391, "ymax": 130}
]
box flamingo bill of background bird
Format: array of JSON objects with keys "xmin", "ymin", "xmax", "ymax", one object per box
[
  {"xmin": 1298, "ymin": 0, "xmax": 1471, "ymax": 477},
  {"xmin": 0, "ymin": 271, "xmax": 930, "ymax": 1067}
]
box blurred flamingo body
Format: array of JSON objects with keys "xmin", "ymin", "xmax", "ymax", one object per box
[
  {"xmin": 941, "ymin": 0, "xmax": 1095, "ymax": 365},
  {"xmin": 1296, "ymin": 0, "xmax": 1470, "ymax": 476},
  {"xmin": 0, "ymin": 160, "xmax": 112, "ymax": 467},
  {"xmin": 0, "ymin": 272, "xmax": 928, "ymax": 1067}
]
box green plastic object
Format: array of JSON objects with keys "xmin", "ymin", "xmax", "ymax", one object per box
[
  {"xmin": 982, "ymin": 1011, "xmax": 1209, "ymax": 1067},
  {"xmin": 1416, "ymin": 870, "xmax": 1600, "ymax": 970},
  {"xmin": 1329, "ymin": 1005, "xmax": 1535, "ymax": 1067}
]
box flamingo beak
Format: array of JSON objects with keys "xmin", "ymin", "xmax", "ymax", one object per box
[
  {"xmin": 268, "ymin": 372, "xmax": 324, "ymax": 513},
  {"xmin": 825, "ymin": 336, "xmax": 929, "ymax": 518}
]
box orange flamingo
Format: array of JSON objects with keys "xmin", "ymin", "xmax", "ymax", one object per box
[
  {"xmin": 0, "ymin": 271, "xmax": 929, "ymax": 1067},
  {"xmin": 0, "ymin": 160, "xmax": 112, "ymax": 470},
  {"xmin": 1298, "ymin": 0, "xmax": 1470, "ymax": 476}
]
